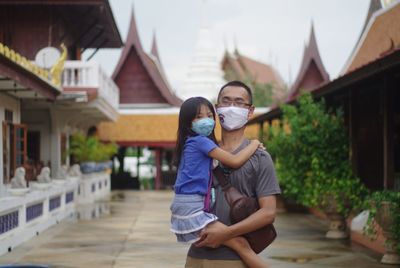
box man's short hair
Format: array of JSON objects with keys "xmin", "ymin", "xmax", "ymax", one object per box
[{"xmin": 217, "ymin": 80, "xmax": 253, "ymax": 104}]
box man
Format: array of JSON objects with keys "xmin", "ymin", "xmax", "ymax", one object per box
[{"xmin": 185, "ymin": 80, "xmax": 281, "ymax": 268}]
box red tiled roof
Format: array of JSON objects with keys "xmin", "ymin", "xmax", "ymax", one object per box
[
  {"xmin": 112, "ymin": 8, "xmax": 182, "ymax": 107},
  {"xmin": 343, "ymin": 2, "xmax": 400, "ymax": 74},
  {"xmin": 237, "ymin": 54, "xmax": 285, "ymax": 88},
  {"xmin": 222, "ymin": 51, "xmax": 245, "ymax": 78},
  {"xmin": 221, "ymin": 50, "xmax": 286, "ymax": 102}
]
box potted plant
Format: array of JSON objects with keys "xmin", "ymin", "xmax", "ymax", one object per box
[
  {"xmin": 70, "ymin": 133, "xmax": 117, "ymax": 174},
  {"xmin": 310, "ymin": 155, "xmax": 367, "ymax": 238},
  {"xmin": 317, "ymin": 176, "xmax": 366, "ymax": 239},
  {"xmin": 93, "ymin": 142, "xmax": 117, "ymax": 172},
  {"xmin": 364, "ymin": 191, "xmax": 400, "ymax": 264}
]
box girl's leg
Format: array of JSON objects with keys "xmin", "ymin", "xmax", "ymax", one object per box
[
  {"xmin": 205, "ymin": 221, "xmax": 268, "ymax": 268},
  {"xmin": 223, "ymin": 236, "xmax": 268, "ymax": 268}
]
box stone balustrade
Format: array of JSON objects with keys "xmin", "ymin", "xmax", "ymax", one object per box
[
  {"xmin": 63, "ymin": 61, "xmax": 119, "ymax": 110},
  {"xmin": 0, "ymin": 171, "xmax": 111, "ymax": 255}
]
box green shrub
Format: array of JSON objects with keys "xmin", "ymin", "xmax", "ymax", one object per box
[{"xmin": 267, "ymin": 93, "xmax": 367, "ymax": 216}]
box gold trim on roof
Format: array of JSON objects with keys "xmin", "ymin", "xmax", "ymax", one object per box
[
  {"xmin": 50, "ymin": 44, "xmax": 67, "ymax": 86},
  {"xmin": 0, "ymin": 42, "xmax": 65, "ymax": 88}
]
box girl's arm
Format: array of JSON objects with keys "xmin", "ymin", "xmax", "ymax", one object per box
[{"xmin": 208, "ymin": 140, "xmax": 261, "ymax": 169}]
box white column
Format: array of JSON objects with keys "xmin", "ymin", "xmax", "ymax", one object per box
[
  {"xmin": 49, "ymin": 109, "xmax": 62, "ymax": 179},
  {"xmin": 66, "ymin": 130, "xmax": 70, "ymax": 167}
]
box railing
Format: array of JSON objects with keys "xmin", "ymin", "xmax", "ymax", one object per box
[{"xmin": 62, "ymin": 61, "xmax": 119, "ymax": 110}]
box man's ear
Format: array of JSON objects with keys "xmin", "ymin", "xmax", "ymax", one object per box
[{"xmin": 248, "ymin": 106, "xmax": 255, "ymax": 119}]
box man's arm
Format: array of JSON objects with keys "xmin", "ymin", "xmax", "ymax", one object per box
[{"xmin": 195, "ymin": 195, "xmax": 277, "ymax": 248}]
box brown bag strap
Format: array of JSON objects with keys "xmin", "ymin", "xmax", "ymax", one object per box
[{"xmin": 213, "ymin": 166, "xmax": 231, "ymax": 190}]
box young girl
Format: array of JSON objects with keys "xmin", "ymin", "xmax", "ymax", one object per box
[{"xmin": 170, "ymin": 97, "xmax": 268, "ymax": 268}]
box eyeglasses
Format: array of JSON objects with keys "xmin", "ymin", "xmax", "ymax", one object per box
[{"xmin": 218, "ymin": 99, "xmax": 252, "ymax": 108}]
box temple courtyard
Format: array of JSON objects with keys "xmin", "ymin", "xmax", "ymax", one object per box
[{"xmin": 0, "ymin": 191, "xmax": 390, "ymax": 268}]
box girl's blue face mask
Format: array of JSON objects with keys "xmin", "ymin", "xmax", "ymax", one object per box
[{"xmin": 192, "ymin": 118, "xmax": 215, "ymax": 136}]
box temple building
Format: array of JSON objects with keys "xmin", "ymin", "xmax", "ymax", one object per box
[
  {"xmin": 97, "ymin": 8, "xmax": 263, "ymax": 189},
  {"xmin": 97, "ymin": 9, "xmax": 183, "ymax": 190},
  {"xmin": 0, "ymin": 0, "xmax": 122, "ymax": 181},
  {"xmin": 221, "ymin": 48, "xmax": 287, "ymax": 104},
  {"xmin": 0, "ymin": 0, "xmax": 122, "ymax": 255}
]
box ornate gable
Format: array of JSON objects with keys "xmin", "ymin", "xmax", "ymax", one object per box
[
  {"xmin": 288, "ymin": 24, "xmax": 329, "ymax": 100},
  {"xmin": 113, "ymin": 9, "xmax": 182, "ymax": 107}
]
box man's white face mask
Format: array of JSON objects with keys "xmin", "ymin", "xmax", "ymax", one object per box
[{"xmin": 216, "ymin": 106, "xmax": 249, "ymax": 131}]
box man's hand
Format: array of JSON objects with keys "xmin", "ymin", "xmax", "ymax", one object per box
[{"xmin": 195, "ymin": 221, "xmax": 231, "ymax": 248}]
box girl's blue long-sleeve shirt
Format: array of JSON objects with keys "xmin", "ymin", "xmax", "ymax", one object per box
[{"xmin": 174, "ymin": 135, "xmax": 217, "ymax": 195}]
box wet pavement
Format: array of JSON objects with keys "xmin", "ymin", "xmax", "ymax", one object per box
[{"xmin": 0, "ymin": 191, "xmax": 392, "ymax": 268}]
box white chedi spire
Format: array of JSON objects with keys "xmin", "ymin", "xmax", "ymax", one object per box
[{"xmin": 178, "ymin": 2, "xmax": 226, "ymax": 102}]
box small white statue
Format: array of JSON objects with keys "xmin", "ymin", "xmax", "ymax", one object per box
[
  {"xmin": 68, "ymin": 164, "xmax": 81, "ymax": 177},
  {"xmin": 10, "ymin": 167, "xmax": 27, "ymax": 188},
  {"xmin": 37, "ymin": 167, "xmax": 52, "ymax": 183},
  {"xmin": 56, "ymin": 165, "xmax": 68, "ymax": 180}
]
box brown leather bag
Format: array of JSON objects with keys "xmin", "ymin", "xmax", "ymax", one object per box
[{"xmin": 213, "ymin": 166, "xmax": 277, "ymax": 254}]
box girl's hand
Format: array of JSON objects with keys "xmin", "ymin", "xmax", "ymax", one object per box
[
  {"xmin": 250, "ymin": 139, "xmax": 261, "ymax": 146},
  {"xmin": 251, "ymin": 139, "xmax": 266, "ymax": 150},
  {"xmin": 259, "ymin": 143, "xmax": 266, "ymax": 150}
]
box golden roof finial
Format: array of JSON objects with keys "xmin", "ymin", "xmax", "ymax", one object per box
[{"xmin": 50, "ymin": 43, "xmax": 67, "ymax": 86}]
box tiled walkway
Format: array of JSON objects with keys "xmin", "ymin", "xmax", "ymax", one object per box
[{"xmin": 0, "ymin": 191, "xmax": 389, "ymax": 268}]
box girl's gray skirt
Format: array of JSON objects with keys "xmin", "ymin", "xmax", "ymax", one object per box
[{"xmin": 170, "ymin": 194, "xmax": 218, "ymax": 243}]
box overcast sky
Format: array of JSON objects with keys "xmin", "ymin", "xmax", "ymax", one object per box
[{"xmin": 83, "ymin": 0, "xmax": 371, "ymax": 92}]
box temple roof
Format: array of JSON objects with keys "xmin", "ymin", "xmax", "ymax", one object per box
[
  {"xmin": 287, "ymin": 23, "xmax": 329, "ymax": 100},
  {"xmin": 340, "ymin": 0, "xmax": 382, "ymax": 74},
  {"xmin": 221, "ymin": 49, "xmax": 286, "ymax": 102},
  {"xmin": 0, "ymin": 0, "xmax": 123, "ymax": 49},
  {"xmin": 113, "ymin": 8, "xmax": 182, "ymax": 107},
  {"xmin": 342, "ymin": 1, "xmax": 400, "ymax": 74},
  {"xmin": 360, "ymin": 0, "xmax": 383, "ymax": 38}
]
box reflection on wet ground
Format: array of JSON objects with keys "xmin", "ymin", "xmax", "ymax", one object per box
[
  {"xmin": 75, "ymin": 202, "xmax": 110, "ymax": 221},
  {"xmin": 110, "ymin": 191, "xmax": 126, "ymax": 202}
]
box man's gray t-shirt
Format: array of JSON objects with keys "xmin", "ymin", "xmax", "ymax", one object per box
[{"xmin": 188, "ymin": 139, "xmax": 281, "ymax": 260}]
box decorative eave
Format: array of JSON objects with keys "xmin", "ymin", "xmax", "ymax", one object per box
[
  {"xmin": 151, "ymin": 31, "xmax": 161, "ymax": 63},
  {"xmin": 341, "ymin": 1, "xmax": 400, "ymax": 74},
  {"xmin": 0, "ymin": 0, "xmax": 123, "ymax": 49},
  {"xmin": 221, "ymin": 50, "xmax": 245, "ymax": 79},
  {"xmin": 112, "ymin": 8, "xmax": 182, "ymax": 107},
  {"xmin": 288, "ymin": 23, "xmax": 329, "ymax": 100},
  {"xmin": 340, "ymin": 0, "xmax": 382, "ymax": 75},
  {"xmin": 360, "ymin": 0, "xmax": 383, "ymax": 40},
  {"xmin": 0, "ymin": 44, "xmax": 61, "ymax": 100}
]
